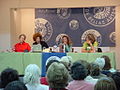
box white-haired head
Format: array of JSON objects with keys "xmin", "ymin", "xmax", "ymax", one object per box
[
  {"xmin": 46, "ymin": 56, "xmax": 61, "ymax": 66},
  {"xmin": 95, "ymin": 58, "xmax": 105, "ymax": 70},
  {"xmin": 24, "ymin": 64, "xmax": 40, "ymax": 85}
]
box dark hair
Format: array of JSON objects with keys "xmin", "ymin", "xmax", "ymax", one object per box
[
  {"xmin": 33, "ymin": 33, "xmax": 42, "ymax": 41},
  {"xmin": 0, "ymin": 68, "xmax": 19, "ymax": 88},
  {"xmin": 4, "ymin": 81, "xmax": 27, "ymax": 90},
  {"xmin": 90, "ymin": 63, "xmax": 100, "ymax": 76},
  {"xmin": 111, "ymin": 72, "xmax": 120, "ymax": 90},
  {"xmin": 78, "ymin": 60, "xmax": 91, "ymax": 75},
  {"xmin": 94, "ymin": 77, "xmax": 117, "ymax": 90},
  {"xmin": 86, "ymin": 34, "xmax": 96, "ymax": 44},
  {"xmin": 70, "ymin": 62, "xmax": 87, "ymax": 80},
  {"xmin": 62, "ymin": 35, "xmax": 72, "ymax": 46},
  {"xmin": 19, "ymin": 34, "xmax": 26, "ymax": 40},
  {"xmin": 46, "ymin": 60, "xmax": 59, "ymax": 71},
  {"xmin": 101, "ymin": 55, "xmax": 111, "ymax": 70}
]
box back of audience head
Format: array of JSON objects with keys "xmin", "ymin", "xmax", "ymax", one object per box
[
  {"xmin": 47, "ymin": 62, "xmax": 69, "ymax": 88},
  {"xmin": 24, "ymin": 64, "xmax": 40, "ymax": 85},
  {"xmin": 60, "ymin": 56, "xmax": 73, "ymax": 71},
  {"xmin": 101, "ymin": 55, "xmax": 111, "ymax": 70},
  {"xmin": 78, "ymin": 60, "xmax": 91, "ymax": 75},
  {"xmin": 111, "ymin": 72, "xmax": 120, "ymax": 90},
  {"xmin": 46, "ymin": 56, "xmax": 60, "ymax": 72},
  {"xmin": 90, "ymin": 63, "xmax": 100, "ymax": 77},
  {"xmin": 4, "ymin": 81, "xmax": 27, "ymax": 90},
  {"xmin": 70, "ymin": 61, "xmax": 87, "ymax": 80},
  {"xmin": 95, "ymin": 58, "xmax": 105, "ymax": 70},
  {"xmin": 0, "ymin": 68, "xmax": 19, "ymax": 88},
  {"xmin": 94, "ymin": 77, "xmax": 117, "ymax": 90}
]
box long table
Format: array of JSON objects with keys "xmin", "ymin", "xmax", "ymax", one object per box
[{"xmin": 0, "ymin": 52, "xmax": 116, "ymax": 75}]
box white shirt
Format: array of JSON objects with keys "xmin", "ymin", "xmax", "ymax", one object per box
[{"xmin": 84, "ymin": 75, "xmax": 98, "ymax": 84}]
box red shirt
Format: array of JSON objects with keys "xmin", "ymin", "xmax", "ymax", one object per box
[
  {"xmin": 40, "ymin": 77, "xmax": 49, "ymax": 85},
  {"xmin": 14, "ymin": 42, "xmax": 31, "ymax": 52}
]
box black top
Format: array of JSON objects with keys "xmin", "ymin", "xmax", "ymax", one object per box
[{"xmin": 33, "ymin": 41, "xmax": 49, "ymax": 49}]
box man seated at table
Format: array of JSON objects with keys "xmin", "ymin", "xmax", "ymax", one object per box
[{"xmin": 13, "ymin": 34, "xmax": 31, "ymax": 52}]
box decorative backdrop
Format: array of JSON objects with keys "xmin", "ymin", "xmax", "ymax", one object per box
[{"xmin": 35, "ymin": 6, "xmax": 115, "ymax": 47}]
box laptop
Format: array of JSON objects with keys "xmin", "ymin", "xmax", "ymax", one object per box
[{"xmin": 32, "ymin": 44, "xmax": 42, "ymax": 53}]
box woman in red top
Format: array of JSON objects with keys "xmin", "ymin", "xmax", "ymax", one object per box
[{"xmin": 14, "ymin": 34, "xmax": 31, "ymax": 52}]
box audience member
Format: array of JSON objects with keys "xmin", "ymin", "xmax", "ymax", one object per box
[
  {"xmin": 67, "ymin": 61, "xmax": 94, "ymax": 90},
  {"xmin": 41, "ymin": 56, "xmax": 60, "ymax": 85},
  {"xmin": 47, "ymin": 62, "xmax": 69, "ymax": 90},
  {"xmin": 111, "ymin": 72, "xmax": 120, "ymax": 90},
  {"xmin": 4, "ymin": 81, "xmax": 27, "ymax": 90},
  {"xmin": 0, "ymin": 68, "xmax": 19, "ymax": 89},
  {"xmin": 101, "ymin": 55, "xmax": 116, "ymax": 73},
  {"xmin": 90, "ymin": 63, "xmax": 106, "ymax": 79},
  {"xmin": 24, "ymin": 64, "xmax": 49, "ymax": 90},
  {"xmin": 94, "ymin": 77, "xmax": 117, "ymax": 90}
]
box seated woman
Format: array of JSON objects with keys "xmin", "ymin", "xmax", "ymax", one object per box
[
  {"xmin": 14, "ymin": 34, "xmax": 31, "ymax": 52},
  {"xmin": 59, "ymin": 35, "xmax": 72, "ymax": 52},
  {"xmin": 81, "ymin": 34, "xmax": 98, "ymax": 53},
  {"xmin": 33, "ymin": 33, "xmax": 49, "ymax": 50}
]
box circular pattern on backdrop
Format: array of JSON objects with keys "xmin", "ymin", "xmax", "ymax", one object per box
[
  {"xmin": 81, "ymin": 29, "xmax": 102, "ymax": 46},
  {"xmin": 69, "ymin": 19, "xmax": 79, "ymax": 30},
  {"xmin": 109, "ymin": 32, "xmax": 116, "ymax": 43},
  {"xmin": 57, "ymin": 8, "xmax": 71, "ymax": 19},
  {"xmin": 83, "ymin": 7, "xmax": 115, "ymax": 27},
  {"xmin": 55, "ymin": 34, "xmax": 69, "ymax": 45},
  {"xmin": 35, "ymin": 18, "xmax": 53, "ymax": 41}
]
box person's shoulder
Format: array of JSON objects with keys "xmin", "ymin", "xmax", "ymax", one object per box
[
  {"xmin": 41, "ymin": 41, "xmax": 46, "ymax": 44},
  {"xmin": 14, "ymin": 43, "xmax": 19, "ymax": 46},
  {"xmin": 84, "ymin": 81, "xmax": 95, "ymax": 86},
  {"xmin": 94, "ymin": 41, "xmax": 98, "ymax": 44},
  {"xmin": 83, "ymin": 42, "xmax": 88, "ymax": 44},
  {"xmin": 24, "ymin": 42, "xmax": 30, "ymax": 45},
  {"xmin": 33, "ymin": 42, "xmax": 37, "ymax": 45},
  {"xmin": 39, "ymin": 84, "xmax": 49, "ymax": 90}
]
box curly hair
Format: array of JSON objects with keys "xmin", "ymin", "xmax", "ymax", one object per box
[{"xmin": 33, "ymin": 33, "xmax": 42, "ymax": 41}]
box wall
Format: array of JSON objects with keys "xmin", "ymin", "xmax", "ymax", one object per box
[{"xmin": 0, "ymin": 0, "xmax": 120, "ymax": 69}]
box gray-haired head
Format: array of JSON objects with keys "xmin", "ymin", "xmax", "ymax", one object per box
[
  {"xmin": 24, "ymin": 64, "xmax": 40, "ymax": 85},
  {"xmin": 60, "ymin": 56, "xmax": 73, "ymax": 71},
  {"xmin": 95, "ymin": 58, "xmax": 105, "ymax": 70},
  {"xmin": 47, "ymin": 62, "xmax": 69, "ymax": 88},
  {"xmin": 45, "ymin": 56, "xmax": 61, "ymax": 65}
]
